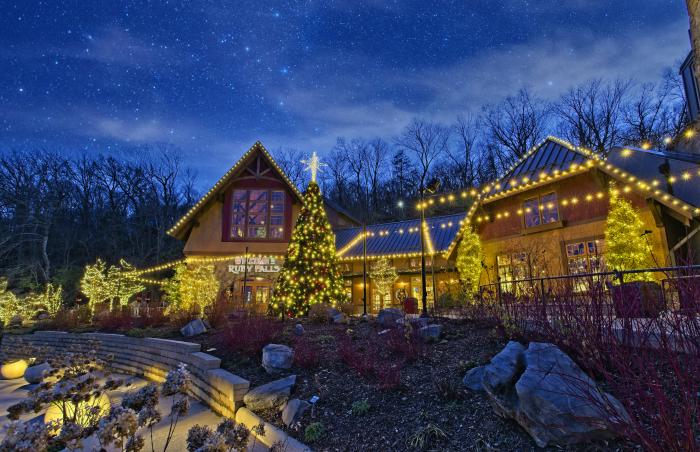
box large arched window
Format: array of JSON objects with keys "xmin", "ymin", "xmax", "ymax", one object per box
[{"xmin": 230, "ymin": 189, "xmax": 286, "ymax": 239}]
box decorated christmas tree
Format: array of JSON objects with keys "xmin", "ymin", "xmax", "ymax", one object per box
[
  {"xmin": 271, "ymin": 153, "xmax": 346, "ymax": 317},
  {"xmin": 604, "ymin": 186, "xmax": 654, "ymax": 281}
]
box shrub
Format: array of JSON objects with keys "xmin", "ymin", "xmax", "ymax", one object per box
[
  {"xmin": 338, "ymin": 331, "xmax": 408, "ymax": 390},
  {"xmin": 483, "ymin": 267, "xmax": 700, "ymax": 452},
  {"xmin": 407, "ymin": 424, "xmax": 447, "ymax": 450},
  {"xmin": 432, "ymin": 374, "xmax": 463, "ymax": 401},
  {"xmin": 219, "ymin": 315, "xmax": 283, "ymax": 356},
  {"xmin": 308, "ymin": 303, "xmax": 333, "ymax": 323},
  {"xmin": 206, "ymin": 295, "xmax": 234, "ymax": 329},
  {"xmin": 351, "ymin": 399, "xmax": 371, "ymax": 416},
  {"xmin": 95, "ymin": 308, "xmax": 135, "ymax": 332},
  {"xmin": 304, "ymin": 422, "xmax": 324, "ymax": 443},
  {"xmin": 41, "ymin": 305, "xmax": 91, "ymax": 330},
  {"xmin": 293, "ymin": 336, "xmax": 321, "ymax": 369}
]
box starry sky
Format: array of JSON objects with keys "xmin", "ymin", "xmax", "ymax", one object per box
[{"xmin": 0, "ymin": 0, "xmax": 691, "ymax": 187}]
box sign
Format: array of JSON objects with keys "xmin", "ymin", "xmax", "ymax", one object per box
[{"xmin": 228, "ymin": 256, "xmax": 281, "ymax": 274}]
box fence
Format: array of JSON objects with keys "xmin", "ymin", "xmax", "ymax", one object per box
[{"xmin": 472, "ymin": 265, "xmax": 700, "ymax": 319}]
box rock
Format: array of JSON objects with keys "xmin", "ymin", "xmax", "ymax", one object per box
[
  {"xmin": 180, "ymin": 318, "xmax": 208, "ymax": 337},
  {"xmin": 281, "ymin": 398, "xmax": 310, "ymax": 427},
  {"xmin": 0, "ymin": 359, "xmax": 28, "ymax": 380},
  {"xmin": 462, "ymin": 366, "xmax": 485, "ymax": 392},
  {"xmin": 476, "ymin": 341, "xmax": 630, "ymax": 448},
  {"xmin": 262, "ymin": 344, "xmax": 294, "ymax": 374},
  {"xmin": 411, "ymin": 317, "xmax": 429, "ymax": 328},
  {"xmin": 294, "ymin": 323, "xmax": 304, "ymax": 336},
  {"xmin": 418, "ymin": 324, "xmax": 442, "ymax": 341},
  {"xmin": 243, "ymin": 375, "xmax": 296, "ymax": 411},
  {"xmin": 331, "ymin": 312, "xmax": 346, "ymax": 324},
  {"xmin": 514, "ymin": 343, "xmax": 630, "ymax": 447},
  {"xmin": 481, "ymin": 341, "xmax": 526, "ymax": 418},
  {"xmin": 36, "ymin": 312, "xmax": 49, "ymax": 321},
  {"xmin": 24, "ymin": 362, "xmax": 51, "ymax": 384},
  {"xmin": 8, "ymin": 315, "xmax": 22, "ymax": 327},
  {"xmin": 377, "ymin": 308, "xmax": 403, "ymax": 328}
]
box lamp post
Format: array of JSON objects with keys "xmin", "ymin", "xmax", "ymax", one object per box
[
  {"xmin": 419, "ymin": 180, "xmax": 439, "ymax": 318},
  {"xmin": 362, "ymin": 224, "xmax": 367, "ymax": 316}
]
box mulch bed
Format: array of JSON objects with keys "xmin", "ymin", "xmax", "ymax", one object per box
[{"xmin": 187, "ymin": 318, "xmax": 628, "ymax": 451}]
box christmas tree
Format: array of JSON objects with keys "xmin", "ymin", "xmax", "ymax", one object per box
[
  {"xmin": 456, "ymin": 226, "xmax": 483, "ymax": 299},
  {"xmin": 271, "ymin": 160, "xmax": 346, "ymax": 316},
  {"xmin": 369, "ymin": 257, "xmax": 398, "ymax": 311},
  {"xmin": 604, "ymin": 186, "xmax": 654, "ymax": 281}
]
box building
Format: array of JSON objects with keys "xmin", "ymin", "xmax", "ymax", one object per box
[
  {"xmin": 162, "ymin": 136, "xmax": 700, "ymax": 314},
  {"xmin": 446, "ymin": 137, "xmax": 700, "ymax": 292},
  {"xmin": 166, "ymin": 142, "xmax": 358, "ymax": 309}
]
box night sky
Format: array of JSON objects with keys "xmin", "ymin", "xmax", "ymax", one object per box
[{"xmin": 0, "ymin": 1, "xmax": 690, "ymax": 187}]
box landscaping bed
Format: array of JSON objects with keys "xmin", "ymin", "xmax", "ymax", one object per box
[{"xmin": 184, "ymin": 317, "xmax": 627, "ymax": 451}]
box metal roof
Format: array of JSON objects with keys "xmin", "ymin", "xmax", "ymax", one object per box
[
  {"xmin": 335, "ymin": 213, "xmax": 466, "ymax": 259},
  {"xmin": 607, "ymin": 146, "xmax": 700, "ymax": 208},
  {"xmin": 489, "ymin": 137, "xmax": 590, "ymax": 197}
]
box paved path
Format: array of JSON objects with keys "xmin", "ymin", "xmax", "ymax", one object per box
[{"xmin": 0, "ymin": 373, "xmax": 267, "ymax": 451}]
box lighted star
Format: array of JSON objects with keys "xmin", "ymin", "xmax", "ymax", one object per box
[{"xmin": 301, "ymin": 151, "xmax": 326, "ymax": 182}]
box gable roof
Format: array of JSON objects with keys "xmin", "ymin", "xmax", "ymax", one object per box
[
  {"xmin": 335, "ymin": 213, "xmax": 466, "ymax": 261},
  {"xmin": 606, "ymin": 146, "xmax": 700, "ymax": 209},
  {"xmin": 481, "ymin": 136, "xmax": 595, "ymax": 202},
  {"xmin": 168, "ymin": 141, "xmax": 304, "ymax": 240}
]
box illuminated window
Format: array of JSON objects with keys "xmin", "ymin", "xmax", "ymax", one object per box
[
  {"xmin": 230, "ymin": 189, "xmax": 285, "ymax": 239},
  {"xmin": 523, "ymin": 192, "xmax": 559, "ymax": 228},
  {"xmin": 566, "ymin": 239, "xmax": 605, "ymax": 275}
]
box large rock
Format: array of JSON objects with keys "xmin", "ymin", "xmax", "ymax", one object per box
[
  {"xmin": 462, "ymin": 366, "xmax": 485, "ymax": 392},
  {"xmin": 281, "ymin": 398, "xmax": 310, "ymax": 427},
  {"xmin": 243, "ymin": 375, "xmax": 296, "ymax": 411},
  {"xmin": 180, "ymin": 318, "xmax": 208, "ymax": 337},
  {"xmin": 24, "ymin": 362, "xmax": 51, "ymax": 384},
  {"xmin": 377, "ymin": 308, "xmax": 403, "ymax": 328},
  {"xmin": 481, "ymin": 341, "xmax": 526, "ymax": 418},
  {"xmin": 262, "ymin": 344, "xmax": 294, "ymax": 374},
  {"xmin": 294, "ymin": 323, "xmax": 305, "ymax": 336},
  {"xmin": 514, "ymin": 343, "xmax": 630, "ymax": 447},
  {"xmin": 466, "ymin": 341, "xmax": 630, "ymax": 448}
]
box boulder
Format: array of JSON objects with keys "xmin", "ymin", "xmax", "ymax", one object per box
[
  {"xmin": 180, "ymin": 318, "xmax": 208, "ymax": 337},
  {"xmin": 377, "ymin": 308, "xmax": 403, "ymax": 328},
  {"xmin": 481, "ymin": 341, "xmax": 526, "ymax": 418},
  {"xmin": 243, "ymin": 375, "xmax": 296, "ymax": 411},
  {"xmin": 24, "ymin": 362, "xmax": 51, "ymax": 384},
  {"xmin": 262, "ymin": 344, "xmax": 294, "ymax": 374},
  {"xmin": 8, "ymin": 315, "xmax": 22, "ymax": 327},
  {"xmin": 514, "ymin": 343, "xmax": 630, "ymax": 447},
  {"xmin": 281, "ymin": 398, "xmax": 310, "ymax": 427},
  {"xmin": 0, "ymin": 359, "xmax": 28, "ymax": 380},
  {"xmin": 294, "ymin": 323, "xmax": 305, "ymax": 336},
  {"xmin": 331, "ymin": 312, "xmax": 347, "ymax": 324},
  {"xmin": 462, "ymin": 366, "xmax": 485, "ymax": 392},
  {"xmin": 470, "ymin": 341, "xmax": 630, "ymax": 448},
  {"xmin": 418, "ymin": 324, "xmax": 442, "ymax": 341}
]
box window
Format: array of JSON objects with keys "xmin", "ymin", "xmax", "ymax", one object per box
[
  {"xmin": 523, "ymin": 192, "xmax": 559, "ymax": 228},
  {"xmin": 230, "ymin": 189, "xmax": 286, "ymax": 239},
  {"xmin": 566, "ymin": 239, "xmax": 605, "ymax": 275}
]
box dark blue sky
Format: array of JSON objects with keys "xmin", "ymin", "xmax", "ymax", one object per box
[{"xmin": 0, "ymin": 0, "xmax": 690, "ymax": 186}]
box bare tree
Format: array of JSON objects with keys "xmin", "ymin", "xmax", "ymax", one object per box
[
  {"xmin": 394, "ymin": 119, "xmax": 449, "ymax": 193},
  {"xmin": 555, "ymin": 79, "xmax": 631, "ymax": 154},
  {"xmin": 484, "ymin": 88, "xmax": 548, "ymax": 165},
  {"xmin": 273, "ymin": 147, "xmax": 307, "ymax": 189},
  {"xmin": 449, "ymin": 114, "xmax": 481, "ymax": 188}
]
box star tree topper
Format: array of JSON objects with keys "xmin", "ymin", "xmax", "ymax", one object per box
[{"xmin": 301, "ymin": 151, "xmax": 326, "ymax": 182}]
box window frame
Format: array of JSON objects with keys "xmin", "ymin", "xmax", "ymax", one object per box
[
  {"xmin": 224, "ymin": 187, "xmax": 290, "ymax": 242},
  {"xmin": 522, "ymin": 191, "xmax": 560, "ymax": 229}
]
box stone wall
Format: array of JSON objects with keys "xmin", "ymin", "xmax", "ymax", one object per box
[{"xmin": 0, "ymin": 331, "xmax": 249, "ymax": 419}]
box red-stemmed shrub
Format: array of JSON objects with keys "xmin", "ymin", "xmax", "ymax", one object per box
[
  {"xmin": 95, "ymin": 308, "xmax": 135, "ymax": 331},
  {"xmin": 477, "ymin": 264, "xmax": 700, "ymax": 452},
  {"xmin": 207, "ymin": 295, "xmax": 234, "ymax": 329},
  {"xmin": 293, "ymin": 336, "xmax": 321, "ymax": 369},
  {"xmin": 219, "ymin": 314, "xmax": 284, "ymax": 356}
]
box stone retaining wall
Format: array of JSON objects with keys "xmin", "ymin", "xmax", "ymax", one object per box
[{"xmin": 0, "ymin": 331, "xmax": 250, "ymax": 419}]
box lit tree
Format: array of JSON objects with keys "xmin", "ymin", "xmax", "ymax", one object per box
[
  {"xmin": 456, "ymin": 226, "xmax": 483, "ymax": 299},
  {"xmin": 369, "ymin": 257, "xmax": 398, "ymax": 311},
  {"xmin": 107, "ymin": 260, "xmax": 145, "ymax": 310},
  {"xmin": 80, "ymin": 259, "xmax": 112, "ymax": 317},
  {"xmin": 37, "ymin": 283, "xmax": 63, "ymax": 317},
  {"xmin": 604, "ymin": 187, "xmax": 654, "ymax": 281},
  {"xmin": 163, "ymin": 263, "xmax": 220, "ymax": 316},
  {"xmin": 271, "ymin": 179, "xmax": 346, "ymax": 317},
  {"xmin": 0, "ymin": 278, "xmax": 21, "ymax": 325}
]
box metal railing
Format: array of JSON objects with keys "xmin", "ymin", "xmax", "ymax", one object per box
[{"xmin": 476, "ymin": 265, "xmax": 700, "ymax": 317}]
